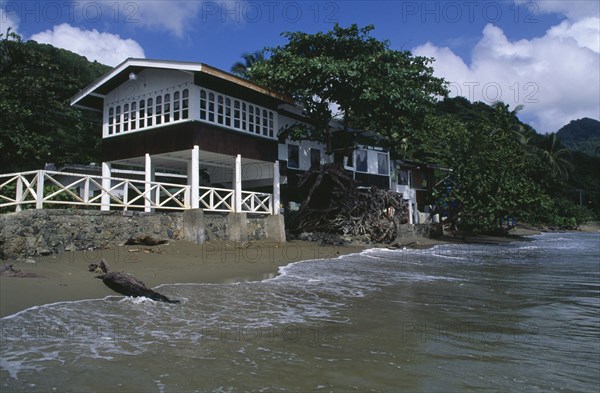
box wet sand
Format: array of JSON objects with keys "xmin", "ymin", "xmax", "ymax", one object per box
[
  {"xmin": 0, "ymin": 240, "xmax": 364, "ymax": 318},
  {"xmin": 2, "ymin": 223, "xmax": 597, "ymax": 318}
]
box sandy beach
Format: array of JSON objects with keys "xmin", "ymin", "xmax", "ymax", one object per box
[
  {"xmin": 0, "ymin": 240, "xmax": 365, "ymax": 318},
  {"xmin": 2, "ymin": 223, "xmax": 597, "ymax": 318}
]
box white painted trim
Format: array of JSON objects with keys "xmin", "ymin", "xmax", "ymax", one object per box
[
  {"xmin": 199, "ymin": 86, "xmax": 278, "ymax": 140},
  {"xmin": 71, "ymin": 58, "xmax": 202, "ymax": 107},
  {"xmin": 103, "ymin": 119, "xmax": 193, "ymax": 139}
]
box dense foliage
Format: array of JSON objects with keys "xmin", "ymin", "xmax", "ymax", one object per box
[
  {"xmin": 0, "ymin": 31, "xmax": 110, "ymax": 173},
  {"xmin": 411, "ymin": 98, "xmax": 596, "ymax": 232},
  {"xmin": 246, "ymin": 24, "xmax": 447, "ymax": 156},
  {"xmin": 230, "ymin": 51, "xmax": 265, "ymax": 79},
  {"xmin": 244, "ymin": 24, "xmax": 597, "ymax": 232},
  {"xmin": 1, "ymin": 26, "xmax": 596, "ymax": 233}
]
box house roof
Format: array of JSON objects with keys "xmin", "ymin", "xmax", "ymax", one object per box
[{"xmin": 70, "ymin": 58, "xmax": 293, "ymax": 112}]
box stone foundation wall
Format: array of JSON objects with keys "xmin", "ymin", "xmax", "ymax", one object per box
[
  {"xmin": 203, "ymin": 213, "xmax": 228, "ymax": 241},
  {"xmin": 0, "ymin": 210, "xmax": 277, "ymax": 260}
]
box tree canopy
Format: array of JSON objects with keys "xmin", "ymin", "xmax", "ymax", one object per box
[
  {"xmin": 230, "ymin": 51, "xmax": 265, "ymax": 79},
  {"xmin": 246, "ymin": 24, "xmax": 447, "ymax": 155},
  {"xmin": 411, "ymin": 97, "xmax": 595, "ymax": 232},
  {"xmin": 240, "ymin": 24, "xmax": 597, "ymax": 232},
  {"xmin": 0, "ymin": 30, "xmax": 110, "ymax": 173}
]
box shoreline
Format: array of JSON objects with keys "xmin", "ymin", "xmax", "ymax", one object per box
[
  {"xmin": 2, "ymin": 223, "xmax": 598, "ymax": 318},
  {"xmin": 0, "ymin": 240, "xmax": 364, "ymax": 318}
]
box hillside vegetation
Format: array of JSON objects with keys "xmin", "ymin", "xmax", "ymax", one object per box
[
  {"xmin": 2, "ymin": 26, "xmax": 598, "ymax": 232},
  {"xmin": 0, "ymin": 31, "xmax": 110, "ymax": 173},
  {"xmin": 557, "ymin": 118, "xmax": 600, "ymax": 157}
]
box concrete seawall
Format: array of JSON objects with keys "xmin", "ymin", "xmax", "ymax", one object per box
[{"xmin": 0, "ymin": 210, "xmax": 285, "ymax": 260}]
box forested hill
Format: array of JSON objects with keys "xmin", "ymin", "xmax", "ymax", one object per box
[
  {"xmin": 0, "ymin": 32, "xmax": 111, "ymax": 173},
  {"xmin": 556, "ymin": 118, "xmax": 600, "ymax": 157}
]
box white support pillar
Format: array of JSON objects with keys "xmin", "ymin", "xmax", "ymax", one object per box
[
  {"xmin": 101, "ymin": 162, "xmax": 111, "ymax": 211},
  {"xmin": 144, "ymin": 153, "xmax": 155, "ymax": 212},
  {"xmin": 407, "ymin": 199, "xmax": 413, "ymax": 225},
  {"xmin": 234, "ymin": 154, "xmax": 242, "ymax": 213},
  {"xmin": 273, "ymin": 161, "xmax": 280, "ymax": 215},
  {"xmin": 188, "ymin": 145, "xmax": 200, "ymax": 209}
]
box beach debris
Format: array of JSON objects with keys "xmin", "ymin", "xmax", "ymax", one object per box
[
  {"xmin": 125, "ymin": 235, "xmax": 169, "ymax": 246},
  {"xmin": 127, "ymin": 247, "xmax": 164, "ymax": 254},
  {"xmin": 0, "ymin": 263, "xmax": 43, "ymax": 278},
  {"xmin": 288, "ymin": 163, "xmax": 409, "ymax": 243},
  {"xmin": 88, "ymin": 259, "xmax": 180, "ymax": 304}
]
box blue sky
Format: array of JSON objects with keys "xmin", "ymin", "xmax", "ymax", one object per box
[{"xmin": 2, "ymin": 0, "xmax": 599, "ymax": 133}]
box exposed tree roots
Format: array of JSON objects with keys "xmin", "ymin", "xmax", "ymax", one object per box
[{"xmin": 287, "ymin": 163, "xmax": 409, "ymax": 243}]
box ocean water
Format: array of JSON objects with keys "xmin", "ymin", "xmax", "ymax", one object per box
[{"xmin": 1, "ymin": 232, "xmax": 599, "ymax": 392}]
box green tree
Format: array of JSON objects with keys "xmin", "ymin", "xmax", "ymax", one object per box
[
  {"xmin": 231, "ymin": 51, "xmax": 265, "ymax": 79},
  {"xmin": 538, "ymin": 133, "xmax": 573, "ymax": 180},
  {"xmin": 412, "ymin": 98, "xmax": 548, "ymax": 232},
  {"xmin": 246, "ymin": 24, "xmax": 447, "ymax": 156},
  {"xmin": 0, "ymin": 32, "xmax": 110, "ymax": 173}
]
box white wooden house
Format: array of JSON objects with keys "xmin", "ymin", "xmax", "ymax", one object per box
[
  {"xmin": 71, "ymin": 58, "xmax": 290, "ymax": 214},
  {"xmin": 1, "ymin": 58, "xmax": 435, "ymax": 223},
  {"xmin": 69, "ymin": 58, "xmax": 407, "ymax": 216}
]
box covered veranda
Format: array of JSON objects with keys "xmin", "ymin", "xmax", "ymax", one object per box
[{"xmin": 100, "ymin": 146, "xmax": 280, "ymax": 214}]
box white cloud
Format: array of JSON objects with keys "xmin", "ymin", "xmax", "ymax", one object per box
[
  {"xmin": 413, "ymin": 19, "xmax": 600, "ymax": 133},
  {"xmin": 520, "ymin": 0, "xmax": 600, "ymax": 21},
  {"xmin": 30, "ymin": 23, "xmax": 145, "ymax": 66},
  {"xmin": 0, "ymin": 0, "xmax": 20, "ymax": 36},
  {"xmin": 93, "ymin": 0, "xmax": 206, "ymax": 38},
  {"xmin": 547, "ymin": 17, "xmax": 600, "ymax": 53}
]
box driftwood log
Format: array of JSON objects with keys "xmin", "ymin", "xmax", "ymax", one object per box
[
  {"xmin": 288, "ymin": 163, "xmax": 409, "ymax": 243},
  {"xmin": 125, "ymin": 235, "xmax": 168, "ymax": 246},
  {"xmin": 0, "ymin": 263, "xmax": 42, "ymax": 278},
  {"xmin": 89, "ymin": 259, "xmax": 180, "ymax": 303}
]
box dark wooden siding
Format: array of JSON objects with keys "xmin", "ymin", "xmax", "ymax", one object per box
[
  {"xmin": 354, "ymin": 172, "xmax": 390, "ymax": 189},
  {"xmin": 102, "ymin": 121, "xmax": 277, "ymax": 162}
]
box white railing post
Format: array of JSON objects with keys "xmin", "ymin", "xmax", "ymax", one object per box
[
  {"xmin": 184, "ymin": 186, "xmax": 191, "ymax": 209},
  {"xmin": 35, "ymin": 170, "xmax": 45, "ymax": 209},
  {"xmin": 122, "ymin": 181, "xmax": 129, "ymax": 210},
  {"xmin": 83, "ymin": 177, "xmax": 90, "ymax": 204},
  {"xmin": 273, "ymin": 161, "xmax": 280, "ymax": 215},
  {"xmin": 155, "ymin": 185, "xmax": 161, "ymax": 207},
  {"xmin": 234, "ymin": 154, "xmax": 242, "ymax": 213},
  {"xmin": 101, "ymin": 162, "xmax": 111, "ymax": 211},
  {"xmin": 144, "ymin": 153, "xmax": 155, "ymax": 212},
  {"xmin": 15, "ymin": 176, "xmax": 23, "ymax": 212}
]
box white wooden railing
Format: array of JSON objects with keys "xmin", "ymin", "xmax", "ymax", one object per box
[
  {"xmin": 198, "ymin": 186, "xmax": 234, "ymax": 212},
  {"xmin": 240, "ymin": 191, "xmax": 272, "ymax": 214},
  {"xmin": 0, "ymin": 170, "xmax": 273, "ymax": 214}
]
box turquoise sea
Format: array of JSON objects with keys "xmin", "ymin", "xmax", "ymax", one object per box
[{"xmin": 1, "ymin": 232, "xmax": 599, "ymax": 392}]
